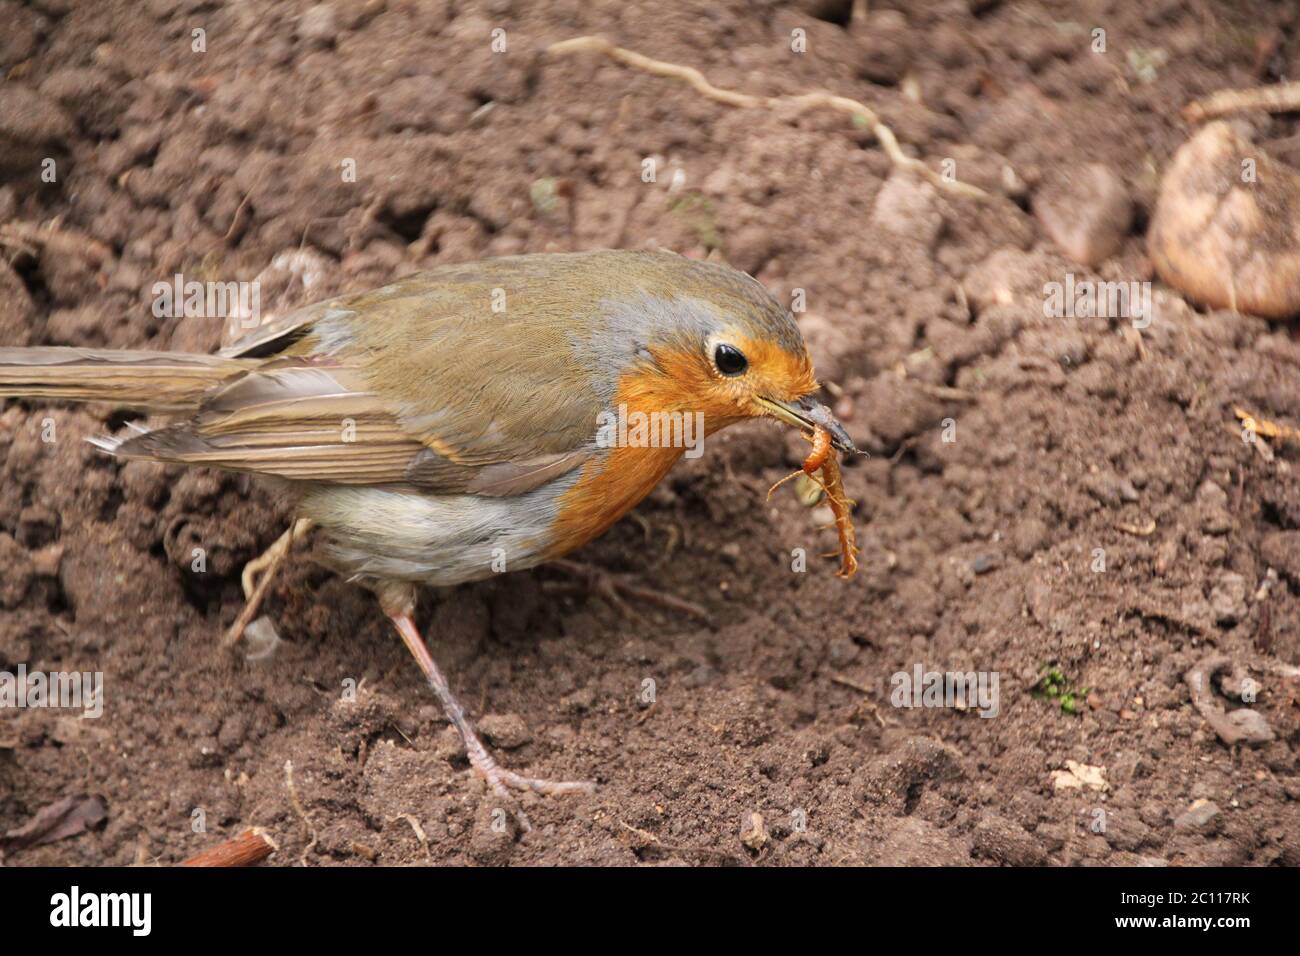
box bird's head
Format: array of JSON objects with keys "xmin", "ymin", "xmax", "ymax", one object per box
[{"xmin": 585, "ymin": 253, "xmax": 856, "ymax": 454}]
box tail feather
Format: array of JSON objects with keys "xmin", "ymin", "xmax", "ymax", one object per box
[{"xmin": 0, "ymin": 347, "xmax": 254, "ymax": 412}]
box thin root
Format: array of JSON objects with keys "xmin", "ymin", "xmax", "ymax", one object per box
[
  {"xmin": 1183, "ymin": 81, "xmax": 1300, "ymax": 123},
  {"xmin": 547, "ymin": 35, "xmax": 988, "ymax": 201},
  {"xmin": 224, "ymin": 518, "xmax": 314, "ymax": 648}
]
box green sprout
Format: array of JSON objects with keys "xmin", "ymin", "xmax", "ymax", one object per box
[{"xmin": 1037, "ymin": 665, "xmax": 1089, "ymax": 716}]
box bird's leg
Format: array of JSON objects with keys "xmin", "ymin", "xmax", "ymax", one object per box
[
  {"xmin": 223, "ymin": 518, "xmax": 314, "ymax": 648},
  {"xmin": 546, "ymin": 557, "xmax": 713, "ymax": 626},
  {"xmin": 384, "ymin": 603, "xmax": 595, "ymax": 832}
]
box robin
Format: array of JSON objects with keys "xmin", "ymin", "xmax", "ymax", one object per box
[{"xmin": 0, "ymin": 249, "xmax": 855, "ymax": 818}]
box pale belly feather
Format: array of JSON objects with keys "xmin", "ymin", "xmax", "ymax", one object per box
[{"xmin": 298, "ymin": 470, "xmax": 581, "ymax": 587}]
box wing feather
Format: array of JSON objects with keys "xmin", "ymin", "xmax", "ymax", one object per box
[{"xmin": 116, "ymin": 259, "xmax": 612, "ymax": 494}]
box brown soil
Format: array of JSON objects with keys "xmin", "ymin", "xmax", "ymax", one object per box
[{"xmin": 1, "ymin": 0, "xmax": 1298, "ymax": 866}]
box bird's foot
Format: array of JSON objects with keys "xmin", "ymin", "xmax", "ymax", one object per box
[
  {"xmin": 473, "ymin": 752, "xmax": 596, "ymax": 800},
  {"xmin": 546, "ymin": 558, "xmax": 713, "ymax": 626},
  {"xmin": 388, "ymin": 610, "xmax": 594, "ymax": 833},
  {"xmin": 459, "ymin": 728, "xmax": 595, "ymax": 834}
]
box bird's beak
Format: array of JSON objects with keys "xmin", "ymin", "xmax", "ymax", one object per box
[{"xmin": 755, "ymin": 394, "xmax": 858, "ymax": 454}]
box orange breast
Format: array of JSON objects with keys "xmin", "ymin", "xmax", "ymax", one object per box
[
  {"xmin": 544, "ymin": 352, "xmax": 725, "ymax": 558},
  {"xmin": 545, "ymin": 442, "xmax": 683, "ymax": 558}
]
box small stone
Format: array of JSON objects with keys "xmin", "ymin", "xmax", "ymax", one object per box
[
  {"xmin": 963, "ymin": 248, "xmax": 1042, "ymax": 311},
  {"xmin": 1050, "ymin": 761, "xmax": 1109, "ymax": 792},
  {"xmin": 740, "ymin": 812, "xmax": 769, "ymax": 852},
  {"xmin": 30, "ymin": 543, "xmax": 64, "ymax": 578},
  {"xmin": 297, "ymin": 4, "xmax": 339, "ymax": 44},
  {"xmin": 972, "ymin": 815, "xmax": 1048, "ymax": 866},
  {"xmin": 1150, "ymin": 122, "xmax": 1300, "ymax": 319},
  {"xmin": 1011, "ymin": 518, "xmax": 1049, "ymax": 560},
  {"xmin": 1173, "ymin": 800, "xmax": 1221, "ymax": 834},
  {"xmin": 469, "ymin": 802, "xmax": 517, "ymax": 865},
  {"xmin": 1024, "ymin": 576, "xmax": 1055, "ymax": 628},
  {"xmin": 1034, "ymin": 163, "xmax": 1133, "ymax": 267},
  {"xmin": 1221, "ymin": 708, "xmax": 1272, "ymax": 743},
  {"xmin": 1102, "ymin": 812, "xmax": 1153, "ymax": 852},
  {"xmin": 871, "ymin": 173, "xmax": 943, "ymax": 250},
  {"xmin": 477, "ymin": 713, "xmax": 532, "ymax": 750},
  {"xmin": 1209, "ymin": 571, "xmax": 1248, "ymax": 625},
  {"xmin": 855, "ymin": 11, "xmax": 911, "ymax": 85},
  {"xmin": 242, "ymin": 616, "xmax": 282, "ymax": 662}
]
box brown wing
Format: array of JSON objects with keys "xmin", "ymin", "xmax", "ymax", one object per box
[
  {"xmin": 116, "ymin": 259, "xmax": 614, "ymax": 494},
  {"xmin": 113, "ymin": 360, "xmax": 440, "ymax": 484}
]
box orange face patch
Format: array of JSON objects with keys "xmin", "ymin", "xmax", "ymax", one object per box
[
  {"xmin": 730, "ymin": 334, "xmax": 818, "ymax": 404},
  {"xmin": 544, "ymin": 336, "xmax": 817, "ymax": 559}
]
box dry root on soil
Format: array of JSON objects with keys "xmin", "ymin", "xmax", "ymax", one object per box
[
  {"xmin": 1183, "ymin": 81, "xmax": 1300, "ymax": 123},
  {"xmin": 547, "ymin": 35, "xmax": 987, "ymax": 201}
]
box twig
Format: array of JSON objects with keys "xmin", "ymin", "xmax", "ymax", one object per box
[
  {"xmin": 182, "ymin": 827, "xmax": 278, "ymax": 867},
  {"xmin": 634, "ymin": 700, "xmax": 658, "ymax": 726},
  {"xmin": 1116, "ymin": 519, "xmax": 1156, "ymax": 537},
  {"xmin": 390, "ymin": 813, "xmax": 431, "ymax": 860},
  {"xmin": 547, "ymin": 36, "xmax": 988, "ymax": 201},
  {"xmin": 224, "ymin": 517, "xmax": 313, "ymax": 648},
  {"xmin": 913, "ymin": 382, "xmax": 978, "ymax": 402},
  {"xmin": 828, "ymin": 672, "xmax": 874, "ymax": 694},
  {"xmin": 1235, "ymin": 406, "xmax": 1300, "ymax": 445},
  {"xmin": 1183, "ymin": 81, "xmax": 1300, "ymax": 123}
]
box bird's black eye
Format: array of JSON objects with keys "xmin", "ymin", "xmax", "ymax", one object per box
[{"xmin": 714, "ymin": 343, "xmax": 748, "ymax": 376}]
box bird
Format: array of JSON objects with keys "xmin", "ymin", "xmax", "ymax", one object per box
[{"xmin": 0, "ymin": 249, "xmax": 855, "ymax": 821}]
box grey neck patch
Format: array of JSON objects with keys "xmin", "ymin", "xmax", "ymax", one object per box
[{"xmin": 572, "ymin": 291, "xmax": 722, "ymax": 404}]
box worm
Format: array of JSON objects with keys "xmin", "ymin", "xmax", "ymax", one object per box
[
  {"xmin": 818, "ymin": 443, "xmax": 859, "ymax": 579},
  {"xmin": 802, "ymin": 425, "xmax": 833, "ymax": 475},
  {"xmin": 767, "ymin": 425, "xmax": 859, "ymax": 579}
]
